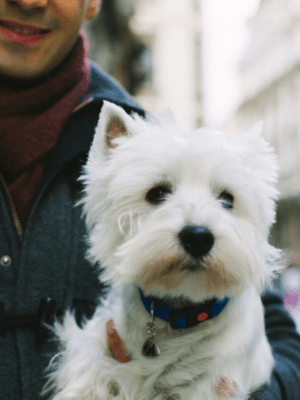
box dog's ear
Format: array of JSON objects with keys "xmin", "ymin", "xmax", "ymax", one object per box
[
  {"xmin": 234, "ymin": 122, "xmax": 279, "ymax": 234},
  {"xmin": 242, "ymin": 121, "xmax": 265, "ymax": 142},
  {"xmin": 237, "ymin": 121, "xmax": 279, "ymax": 195},
  {"xmin": 93, "ymin": 101, "xmax": 136, "ymax": 158},
  {"xmin": 241, "ymin": 122, "xmax": 277, "ymax": 172}
]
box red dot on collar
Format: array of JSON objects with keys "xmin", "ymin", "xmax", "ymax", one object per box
[{"xmin": 197, "ymin": 312, "xmax": 208, "ymax": 322}]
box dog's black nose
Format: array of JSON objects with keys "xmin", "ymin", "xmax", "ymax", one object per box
[{"xmin": 179, "ymin": 226, "xmax": 214, "ymax": 258}]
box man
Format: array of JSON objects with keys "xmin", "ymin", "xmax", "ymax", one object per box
[
  {"xmin": 0, "ymin": 0, "xmax": 142, "ymax": 398},
  {"xmin": 0, "ymin": 0, "xmax": 299, "ymax": 399}
]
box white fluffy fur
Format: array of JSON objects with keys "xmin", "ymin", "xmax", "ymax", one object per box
[{"xmin": 44, "ymin": 102, "xmax": 281, "ymax": 400}]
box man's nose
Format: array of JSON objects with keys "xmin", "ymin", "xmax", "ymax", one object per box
[{"xmin": 7, "ymin": 0, "xmax": 48, "ymax": 11}]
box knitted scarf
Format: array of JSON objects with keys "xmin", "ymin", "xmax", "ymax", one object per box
[{"xmin": 0, "ymin": 32, "xmax": 91, "ymax": 228}]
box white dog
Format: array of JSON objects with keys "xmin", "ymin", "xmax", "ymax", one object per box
[{"xmin": 44, "ymin": 101, "xmax": 281, "ymax": 400}]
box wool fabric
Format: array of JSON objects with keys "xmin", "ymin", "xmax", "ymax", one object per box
[{"xmin": 0, "ymin": 32, "xmax": 91, "ymax": 228}]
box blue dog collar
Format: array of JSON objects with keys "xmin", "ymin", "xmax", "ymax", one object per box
[{"xmin": 139, "ymin": 289, "xmax": 229, "ymax": 329}]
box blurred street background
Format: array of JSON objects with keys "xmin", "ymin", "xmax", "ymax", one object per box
[{"xmin": 84, "ymin": 0, "xmax": 300, "ymax": 330}]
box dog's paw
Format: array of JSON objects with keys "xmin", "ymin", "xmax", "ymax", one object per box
[
  {"xmin": 107, "ymin": 380, "xmax": 126, "ymax": 399},
  {"xmin": 150, "ymin": 391, "xmax": 181, "ymax": 400},
  {"xmin": 214, "ymin": 377, "xmax": 250, "ymax": 399},
  {"xmin": 214, "ymin": 377, "xmax": 237, "ymax": 398}
]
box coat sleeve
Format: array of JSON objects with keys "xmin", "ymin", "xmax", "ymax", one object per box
[{"xmin": 249, "ymin": 291, "xmax": 300, "ymax": 400}]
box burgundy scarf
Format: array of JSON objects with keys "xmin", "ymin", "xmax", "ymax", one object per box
[{"xmin": 0, "ymin": 32, "xmax": 91, "ymax": 228}]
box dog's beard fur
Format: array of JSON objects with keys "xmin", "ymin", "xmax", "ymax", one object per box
[{"xmin": 44, "ymin": 102, "xmax": 281, "ymax": 400}]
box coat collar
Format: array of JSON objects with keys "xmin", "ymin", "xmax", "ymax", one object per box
[{"xmin": 39, "ymin": 62, "xmax": 145, "ymax": 191}]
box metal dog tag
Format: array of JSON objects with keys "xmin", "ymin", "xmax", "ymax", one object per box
[
  {"xmin": 142, "ymin": 337, "xmax": 161, "ymax": 357},
  {"xmin": 142, "ymin": 301, "xmax": 161, "ymax": 358}
]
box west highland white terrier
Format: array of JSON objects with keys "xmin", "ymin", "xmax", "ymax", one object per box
[{"xmin": 44, "ymin": 101, "xmax": 280, "ymax": 400}]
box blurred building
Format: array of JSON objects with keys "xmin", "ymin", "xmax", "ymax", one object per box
[
  {"xmin": 84, "ymin": 0, "xmax": 149, "ymax": 95},
  {"xmin": 131, "ymin": 0, "xmax": 203, "ymax": 131},
  {"xmin": 228, "ymin": 0, "xmax": 300, "ymax": 326},
  {"xmin": 236, "ymin": 0, "xmax": 300, "ymax": 195},
  {"xmin": 85, "ymin": 0, "xmax": 203, "ymax": 132}
]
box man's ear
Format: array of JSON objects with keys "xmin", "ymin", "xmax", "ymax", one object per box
[{"xmin": 86, "ymin": 0, "xmax": 102, "ymax": 20}]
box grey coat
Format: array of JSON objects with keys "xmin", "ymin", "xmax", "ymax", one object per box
[{"xmin": 0, "ymin": 63, "xmax": 143, "ymax": 400}]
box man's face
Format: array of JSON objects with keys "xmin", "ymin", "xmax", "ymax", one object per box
[{"xmin": 0, "ymin": 0, "xmax": 100, "ymax": 79}]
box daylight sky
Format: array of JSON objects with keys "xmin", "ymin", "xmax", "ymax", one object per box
[{"xmin": 202, "ymin": 0, "xmax": 260, "ymax": 127}]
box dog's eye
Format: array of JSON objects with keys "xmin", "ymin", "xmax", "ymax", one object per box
[
  {"xmin": 218, "ymin": 191, "xmax": 234, "ymax": 210},
  {"xmin": 146, "ymin": 185, "xmax": 172, "ymax": 205}
]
